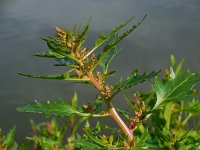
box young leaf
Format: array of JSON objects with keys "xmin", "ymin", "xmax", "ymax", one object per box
[
  {"xmin": 175, "ymin": 58, "xmax": 184, "ymax": 75},
  {"xmin": 17, "ymin": 100, "xmax": 80, "ymax": 117},
  {"xmin": 153, "ymin": 71, "xmax": 200, "ymax": 109},
  {"xmin": 170, "ymin": 55, "xmax": 176, "ymax": 67}
]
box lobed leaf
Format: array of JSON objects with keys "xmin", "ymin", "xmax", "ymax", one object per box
[{"xmin": 153, "ymin": 71, "xmax": 200, "ymax": 109}]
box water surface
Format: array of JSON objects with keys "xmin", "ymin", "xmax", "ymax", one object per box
[{"xmin": 0, "ymin": 0, "xmax": 200, "ymax": 142}]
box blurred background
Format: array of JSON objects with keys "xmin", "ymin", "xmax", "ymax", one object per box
[{"xmin": 0, "ymin": 0, "xmax": 200, "ymax": 142}]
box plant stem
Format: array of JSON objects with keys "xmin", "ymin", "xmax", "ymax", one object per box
[
  {"xmin": 107, "ymin": 102, "xmax": 134, "ymax": 145},
  {"xmin": 86, "ymin": 71, "xmax": 134, "ymax": 145}
]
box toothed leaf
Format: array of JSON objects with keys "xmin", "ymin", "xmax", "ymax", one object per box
[
  {"xmin": 153, "ymin": 71, "xmax": 200, "ymax": 109},
  {"xmin": 99, "ymin": 34, "xmax": 120, "ymax": 73},
  {"xmin": 18, "ymin": 72, "xmax": 89, "ymax": 82},
  {"xmin": 95, "ymin": 15, "xmax": 147, "ymax": 70},
  {"xmin": 121, "ymin": 70, "xmax": 159, "ymax": 89},
  {"xmin": 17, "ymin": 100, "xmax": 80, "ymax": 117},
  {"xmin": 91, "ymin": 16, "xmax": 135, "ymax": 54}
]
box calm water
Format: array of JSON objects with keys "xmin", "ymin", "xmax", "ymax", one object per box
[{"xmin": 0, "ymin": 0, "xmax": 200, "ymax": 142}]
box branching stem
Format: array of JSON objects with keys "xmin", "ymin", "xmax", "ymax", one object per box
[{"xmin": 86, "ymin": 71, "xmax": 134, "ymax": 145}]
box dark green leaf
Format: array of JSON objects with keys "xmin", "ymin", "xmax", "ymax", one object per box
[
  {"xmin": 75, "ymin": 139, "xmax": 102, "ymax": 150},
  {"xmin": 75, "ymin": 17, "xmax": 92, "ymax": 50},
  {"xmin": 88, "ymin": 16, "xmax": 135, "ymax": 57},
  {"xmin": 121, "ymin": 70, "xmax": 159, "ymax": 89},
  {"xmin": 95, "ymin": 15, "xmax": 147, "ymax": 70},
  {"xmin": 18, "ymin": 72, "xmax": 90, "ymax": 82},
  {"xmin": 116, "ymin": 108, "xmax": 129, "ymax": 119},
  {"xmin": 153, "ymin": 71, "xmax": 200, "ymax": 109},
  {"xmin": 99, "ymin": 34, "xmax": 120, "ymax": 73}
]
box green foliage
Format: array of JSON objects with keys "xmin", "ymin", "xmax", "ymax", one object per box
[
  {"xmin": 0, "ymin": 126, "xmax": 18, "ymax": 150},
  {"xmin": 17, "ymin": 100, "xmax": 80, "ymax": 117},
  {"xmin": 153, "ymin": 71, "xmax": 200, "ymax": 109},
  {"xmin": 18, "ymin": 72, "xmax": 90, "ymax": 82},
  {"xmin": 122, "ymin": 70, "xmax": 159, "ymax": 89},
  {"xmin": 0, "ymin": 17, "xmax": 199, "ymax": 149},
  {"xmin": 98, "ymin": 34, "xmax": 120, "ymax": 74}
]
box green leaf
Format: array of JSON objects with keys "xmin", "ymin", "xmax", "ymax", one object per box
[
  {"xmin": 3, "ymin": 126, "xmax": 16, "ymax": 147},
  {"xmin": 169, "ymin": 67, "xmax": 175, "ymax": 79},
  {"xmin": 170, "ymin": 55, "xmax": 176, "ymax": 67},
  {"xmin": 153, "ymin": 71, "xmax": 200, "ymax": 109},
  {"xmin": 18, "ymin": 72, "xmax": 90, "ymax": 82},
  {"xmin": 34, "ymin": 51, "xmax": 71, "ymax": 58},
  {"xmin": 71, "ymin": 92, "xmax": 78, "ymax": 109},
  {"xmin": 75, "ymin": 139, "xmax": 102, "ymax": 150},
  {"xmin": 175, "ymin": 59, "xmax": 184, "ymax": 75},
  {"xmin": 17, "ymin": 100, "xmax": 80, "ymax": 117},
  {"xmin": 98, "ymin": 34, "xmax": 120, "ymax": 73},
  {"xmin": 88, "ymin": 16, "xmax": 135, "ymax": 57},
  {"xmin": 95, "ymin": 15, "xmax": 147, "ymax": 70},
  {"xmin": 182, "ymin": 99, "xmax": 200, "ymax": 115},
  {"xmin": 46, "ymin": 41, "xmax": 67, "ymax": 53},
  {"xmin": 75, "ymin": 17, "xmax": 92, "ymax": 50},
  {"xmin": 116, "ymin": 108, "xmax": 129, "ymax": 119},
  {"xmin": 121, "ymin": 70, "xmax": 159, "ymax": 89},
  {"xmin": 26, "ymin": 136, "xmax": 59, "ymax": 150}
]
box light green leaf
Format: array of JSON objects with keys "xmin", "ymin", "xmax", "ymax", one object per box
[
  {"xmin": 170, "ymin": 55, "xmax": 176, "ymax": 67},
  {"xmin": 182, "ymin": 99, "xmax": 200, "ymax": 115},
  {"xmin": 71, "ymin": 92, "xmax": 78, "ymax": 109},
  {"xmin": 175, "ymin": 58, "xmax": 184, "ymax": 75},
  {"xmin": 153, "ymin": 71, "xmax": 200, "ymax": 109},
  {"xmin": 3, "ymin": 126, "xmax": 16, "ymax": 147},
  {"xmin": 17, "ymin": 100, "xmax": 80, "ymax": 117},
  {"xmin": 169, "ymin": 67, "xmax": 175, "ymax": 79}
]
